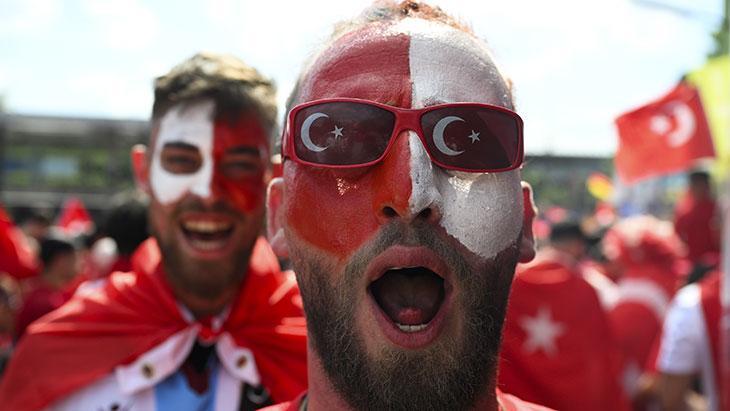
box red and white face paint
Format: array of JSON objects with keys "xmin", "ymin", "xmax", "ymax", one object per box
[
  {"xmin": 402, "ymin": 18, "xmax": 523, "ymax": 260},
  {"xmin": 286, "ymin": 19, "xmax": 522, "ymax": 261},
  {"xmin": 150, "ymin": 99, "xmax": 216, "ymax": 204}
]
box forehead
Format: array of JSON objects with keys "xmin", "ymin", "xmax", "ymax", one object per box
[
  {"xmin": 154, "ymin": 99, "xmax": 268, "ymax": 151},
  {"xmin": 297, "ymin": 18, "xmax": 511, "ymax": 108}
]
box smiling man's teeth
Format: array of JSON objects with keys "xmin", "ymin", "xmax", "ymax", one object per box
[
  {"xmin": 396, "ymin": 323, "xmax": 428, "ymax": 333},
  {"xmin": 183, "ymin": 220, "xmax": 232, "ymax": 233}
]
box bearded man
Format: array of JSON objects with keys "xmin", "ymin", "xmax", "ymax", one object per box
[
  {"xmin": 265, "ymin": 2, "xmax": 548, "ymax": 410},
  {"xmin": 0, "ymin": 53, "xmax": 307, "ymax": 411}
]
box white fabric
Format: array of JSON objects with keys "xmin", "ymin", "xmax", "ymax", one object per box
[
  {"xmin": 46, "ymin": 327, "xmax": 262, "ymax": 411},
  {"xmin": 656, "ymin": 283, "xmax": 718, "ymax": 411},
  {"xmin": 615, "ymin": 278, "xmax": 670, "ymax": 322}
]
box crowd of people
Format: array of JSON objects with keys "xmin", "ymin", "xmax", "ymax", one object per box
[{"xmin": 0, "ymin": 1, "xmax": 725, "ymax": 410}]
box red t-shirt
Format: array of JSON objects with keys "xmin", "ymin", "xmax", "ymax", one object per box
[{"xmin": 15, "ymin": 281, "xmax": 71, "ymax": 339}]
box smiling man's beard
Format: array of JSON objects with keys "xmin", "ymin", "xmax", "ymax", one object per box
[
  {"xmin": 151, "ymin": 199, "xmax": 257, "ymax": 301},
  {"xmin": 291, "ymin": 222, "xmax": 520, "ymax": 411}
]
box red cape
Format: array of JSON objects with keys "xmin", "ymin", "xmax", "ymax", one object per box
[
  {"xmin": 499, "ymin": 251, "xmax": 628, "ymax": 411},
  {"xmin": 0, "ymin": 237, "xmax": 307, "ymax": 411}
]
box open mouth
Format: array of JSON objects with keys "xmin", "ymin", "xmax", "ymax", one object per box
[
  {"xmin": 180, "ymin": 220, "xmax": 234, "ymax": 251},
  {"xmin": 369, "ymin": 267, "xmax": 446, "ymax": 333}
]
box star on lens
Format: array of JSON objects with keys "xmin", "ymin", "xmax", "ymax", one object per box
[
  {"xmin": 467, "ymin": 130, "xmax": 480, "ymax": 143},
  {"xmin": 330, "ymin": 125, "xmax": 344, "ymax": 139}
]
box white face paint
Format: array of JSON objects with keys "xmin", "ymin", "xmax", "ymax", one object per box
[
  {"xmin": 150, "ymin": 99, "xmax": 216, "ymax": 205},
  {"xmin": 402, "ymin": 18, "xmax": 523, "ymax": 260}
]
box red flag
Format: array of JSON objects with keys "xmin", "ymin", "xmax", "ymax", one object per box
[
  {"xmin": 0, "ymin": 205, "xmax": 39, "ymax": 278},
  {"xmin": 614, "ymin": 82, "xmax": 715, "ymax": 184},
  {"xmin": 498, "ymin": 250, "xmax": 629, "ymax": 411},
  {"xmin": 56, "ymin": 197, "xmax": 94, "ymax": 236}
]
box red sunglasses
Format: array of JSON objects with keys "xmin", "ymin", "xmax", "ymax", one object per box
[{"xmin": 282, "ymin": 98, "xmax": 524, "ymax": 173}]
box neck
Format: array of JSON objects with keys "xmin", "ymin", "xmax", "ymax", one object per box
[
  {"xmin": 166, "ymin": 276, "xmax": 241, "ymax": 319},
  {"xmin": 305, "ymin": 345, "xmax": 499, "ymax": 411},
  {"xmin": 42, "ymin": 271, "xmax": 66, "ymax": 290}
]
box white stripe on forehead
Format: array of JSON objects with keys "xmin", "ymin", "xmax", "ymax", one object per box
[
  {"xmin": 150, "ymin": 99, "xmax": 215, "ymax": 204},
  {"xmin": 395, "ymin": 18, "xmax": 512, "ymax": 108},
  {"xmin": 403, "ymin": 18, "xmax": 523, "ymax": 260}
]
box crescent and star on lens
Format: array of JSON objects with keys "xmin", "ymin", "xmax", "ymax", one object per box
[{"xmin": 300, "ymin": 112, "xmax": 482, "ymax": 155}]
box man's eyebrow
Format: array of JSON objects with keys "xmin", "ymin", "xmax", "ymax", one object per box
[
  {"xmin": 226, "ymin": 146, "xmax": 261, "ymax": 156},
  {"xmin": 162, "ymin": 142, "xmax": 198, "ymax": 151}
]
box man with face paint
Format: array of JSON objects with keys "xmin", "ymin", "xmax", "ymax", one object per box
[
  {"xmin": 265, "ymin": 2, "xmax": 549, "ymax": 410},
  {"xmin": 0, "ymin": 53, "xmax": 307, "ymax": 411}
]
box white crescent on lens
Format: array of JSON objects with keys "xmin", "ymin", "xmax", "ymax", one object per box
[
  {"xmin": 666, "ymin": 102, "xmax": 696, "ymax": 147},
  {"xmin": 433, "ymin": 116, "xmax": 465, "ymax": 156},
  {"xmin": 301, "ymin": 112, "xmax": 330, "ymax": 152}
]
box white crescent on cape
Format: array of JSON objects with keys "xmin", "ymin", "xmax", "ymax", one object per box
[
  {"xmin": 301, "ymin": 112, "xmax": 330, "ymax": 152},
  {"xmin": 433, "ymin": 116, "xmax": 465, "ymax": 156}
]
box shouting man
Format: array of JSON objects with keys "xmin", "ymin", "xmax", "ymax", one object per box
[
  {"xmin": 266, "ymin": 2, "xmax": 546, "ymax": 410},
  {"xmin": 0, "ymin": 53, "xmax": 307, "ymax": 411}
]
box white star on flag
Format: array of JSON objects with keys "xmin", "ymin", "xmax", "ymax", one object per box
[
  {"xmin": 467, "ymin": 130, "xmax": 480, "ymax": 143},
  {"xmin": 519, "ymin": 306, "xmax": 565, "ymax": 357},
  {"xmin": 330, "ymin": 125, "xmax": 344, "ymax": 139}
]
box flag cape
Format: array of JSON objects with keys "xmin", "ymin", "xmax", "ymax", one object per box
[{"xmin": 0, "ymin": 237, "xmax": 307, "ymax": 411}]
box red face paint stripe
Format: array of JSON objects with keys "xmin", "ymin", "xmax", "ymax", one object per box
[{"xmin": 286, "ymin": 26, "xmax": 414, "ymax": 258}]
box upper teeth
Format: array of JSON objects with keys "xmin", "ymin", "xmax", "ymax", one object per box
[
  {"xmin": 183, "ymin": 221, "xmax": 232, "ymax": 233},
  {"xmin": 396, "ymin": 323, "xmax": 428, "ymax": 333}
]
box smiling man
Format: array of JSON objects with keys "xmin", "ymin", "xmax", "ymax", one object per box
[
  {"xmin": 0, "ymin": 53, "xmax": 307, "ymax": 411},
  {"xmin": 265, "ymin": 2, "xmax": 546, "ymax": 410}
]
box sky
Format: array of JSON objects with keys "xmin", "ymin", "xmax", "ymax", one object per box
[{"xmin": 0, "ymin": 0, "xmax": 723, "ymax": 156}]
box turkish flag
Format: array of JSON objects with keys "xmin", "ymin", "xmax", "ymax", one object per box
[
  {"xmin": 499, "ymin": 250, "xmax": 629, "ymax": 411},
  {"xmin": 615, "ymin": 82, "xmax": 715, "ymax": 184}
]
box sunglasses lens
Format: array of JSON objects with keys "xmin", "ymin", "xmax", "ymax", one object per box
[
  {"xmin": 293, "ymin": 102, "xmax": 395, "ymax": 166},
  {"xmin": 421, "ymin": 106, "xmax": 521, "ymax": 171}
]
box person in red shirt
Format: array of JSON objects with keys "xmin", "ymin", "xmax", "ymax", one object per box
[
  {"xmin": 673, "ymin": 170, "xmax": 720, "ymax": 276},
  {"xmin": 499, "ymin": 222, "xmax": 628, "ymax": 411},
  {"xmin": 14, "ymin": 237, "xmax": 79, "ymax": 339},
  {"xmin": 265, "ymin": 1, "xmax": 549, "ymax": 409},
  {"xmin": 0, "ymin": 53, "xmax": 307, "ymax": 411}
]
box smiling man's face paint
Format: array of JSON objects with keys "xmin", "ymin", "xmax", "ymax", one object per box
[
  {"xmin": 276, "ymin": 17, "xmax": 531, "ymax": 411},
  {"xmin": 145, "ymin": 98, "xmax": 270, "ymax": 305}
]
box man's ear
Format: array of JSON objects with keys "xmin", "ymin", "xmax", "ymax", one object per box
[
  {"xmin": 131, "ymin": 144, "xmax": 151, "ymax": 195},
  {"xmin": 267, "ymin": 177, "xmax": 289, "ymax": 259},
  {"xmin": 519, "ymin": 181, "xmax": 537, "ymax": 263}
]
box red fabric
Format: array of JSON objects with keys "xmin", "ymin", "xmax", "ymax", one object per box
[
  {"xmin": 699, "ymin": 271, "xmax": 724, "ymax": 410},
  {"xmin": 0, "ymin": 206, "xmax": 38, "ymax": 279},
  {"xmin": 674, "ymin": 194, "xmax": 720, "ymax": 265},
  {"xmin": 260, "ymin": 390, "xmax": 554, "ymax": 411},
  {"xmin": 14, "ymin": 281, "xmax": 72, "ymax": 339},
  {"xmin": 499, "ymin": 251, "xmax": 629, "ymax": 411},
  {"xmin": 0, "ymin": 237, "xmax": 307, "ymax": 411},
  {"xmin": 55, "ymin": 197, "xmax": 94, "ymax": 236},
  {"xmin": 614, "ymin": 81, "xmax": 715, "ymax": 184}
]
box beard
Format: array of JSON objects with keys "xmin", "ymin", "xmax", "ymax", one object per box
[
  {"xmin": 152, "ymin": 200, "xmax": 257, "ymax": 301},
  {"xmin": 291, "ymin": 222, "xmax": 520, "ymax": 411}
]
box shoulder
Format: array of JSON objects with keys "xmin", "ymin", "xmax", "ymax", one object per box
[{"xmin": 497, "ymin": 390, "xmax": 555, "ymax": 411}]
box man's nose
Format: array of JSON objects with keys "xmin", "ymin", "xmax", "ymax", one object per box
[{"xmin": 372, "ymin": 130, "xmax": 442, "ymax": 224}]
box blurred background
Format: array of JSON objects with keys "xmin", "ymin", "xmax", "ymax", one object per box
[{"xmin": 0, "ymin": 0, "xmax": 727, "ymax": 221}]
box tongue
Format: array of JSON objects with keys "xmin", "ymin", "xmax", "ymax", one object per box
[{"xmin": 370, "ymin": 268, "xmax": 444, "ymax": 326}]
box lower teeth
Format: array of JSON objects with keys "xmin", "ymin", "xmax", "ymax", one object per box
[{"xmin": 396, "ymin": 323, "xmax": 428, "ymax": 333}]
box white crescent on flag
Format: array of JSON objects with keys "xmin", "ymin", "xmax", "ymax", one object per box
[{"xmin": 648, "ymin": 102, "xmax": 696, "ymax": 148}]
